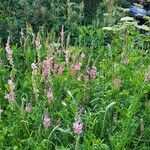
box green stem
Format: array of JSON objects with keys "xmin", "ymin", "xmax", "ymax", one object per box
[{"xmin": 75, "ymin": 135, "xmax": 80, "ymax": 150}]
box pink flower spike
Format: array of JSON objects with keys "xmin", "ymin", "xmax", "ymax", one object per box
[
  {"xmin": 57, "ymin": 65, "xmax": 65, "ymax": 76},
  {"xmin": 42, "ymin": 59, "xmax": 49, "ymax": 80},
  {"xmin": 47, "ymin": 89, "xmax": 53, "ymax": 102},
  {"xmin": 73, "ymin": 122, "xmax": 83, "ymax": 135},
  {"xmin": 31, "ymin": 63, "xmax": 37, "ymax": 70},
  {"xmin": 89, "ymin": 66, "xmax": 97, "ymax": 79},
  {"xmin": 71, "ymin": 64, "xmax": 77, "ymax": 76},
  {"xmin": 43, "ymin": 114, "xmax": 51, "ymax": 128},
  {"xmin": 114, "ymin": 78, "xmax": 121, "ymax": 88},
  {"xmin": 76, "ymin": 63, "xmax": 82, "ymax": 71},
  {"xmin": 25, "ymin": 103, "xmax": 32, "ymax": 113},
  {"xmin": 5, "ymin": 36, "xmax": 14, "ymax": 66},
  {"xmin": 5, "ymin": 79, "xmax": 15, "ymax": 102}
]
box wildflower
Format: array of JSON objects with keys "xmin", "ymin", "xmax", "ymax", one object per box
[
  {"xmin": 35, "ymin": 33, "xmax": 42, "ymax": 49},
  {"xmin": 25, "ymin": 103, "xmax": 32, "ymax": 113},
  {"xmin": 71, "ymin": 63, "xmax": 82, "ymax": 76},
  {"xmin": 47, "ymin": 89, "xmax": 53, "ymax": 102},
  {"xmin": 53, "ymin": 63, "xmax": 59, "ymax": 74},
  {"xmin": 71, "ymin": 64, "xmax": 77, "ymax": 76},
  {"xmin": 76, "ymin": 63, "xmax": 82, "ymax": 71},
  {"xmin": 89, "ymin": 66, "xmax": 97, "ymax": 79},
  {"xmin": 43, "ymin": 114, "xmax": 51, "ymax": 128},
  {"xmin": 8, "ymin": 79, "xmax": 15, "ymax": 90},
  {"xmin": 83, "ymin": 73, "xmax": 89, "ymax": 80},
  {"xmin": 5, "ymin": 94, "xmax": 14, "ymax": 102},
  {"xmin": 73, "ymin": 108, "xmax": 84, "ymax": 135},
  {"xmin": 73, "ymin": 121, "xmax": 83, "ymax": 135},
  {"xmin": 31, "ymin": 63, "xmax": 38, "ymax": 71},
  {"xmin": 77, "ymin": 76, "xmax": 81, "ymax": 81},
  {"xmin": 5, "ymin": 36, "xmax": 14, "ymax": 66},
  {"xmin": 31, "ymin": 62, "xmax": 39, "ymax": 100},
  {"xmin": 64, "ymin": 50, "xmax": 70, "ymax": 64},
  {"xmin": 86, "ymin": 66, "xmax": 97, "ymax": 79},
  {"xmin": 56, "ymin": 39, "xmax": 61, "ymax": 53},
  {"xmin": 57, "ymin": 65, "xmax": 65, "ymax": 76},
  {"xmin": 42, "ymin": 59, "xmax": 50, "ymax": 80},
  {"xmin": 80, "ymin": 53, "xmax": 85, "ymax": 59},
  {"xmin": 5, "ymin": 79, "xmax": 15, "ymax": 102},
  {"xmin": 114, "ymin": 78, "xmax": 121, "ymax": 88}
]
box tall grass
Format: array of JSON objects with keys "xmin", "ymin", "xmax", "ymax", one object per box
[{"xmin": 0, "ymin": 20, "xmax": 150, "ymax": 149}]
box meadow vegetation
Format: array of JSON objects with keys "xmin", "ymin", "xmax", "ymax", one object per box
[{"xmin": 0, "ymin": 0, "xmax": 150, "ymax": 149}]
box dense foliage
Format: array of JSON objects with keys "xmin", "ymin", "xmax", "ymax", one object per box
[
  {"xmin": 0, "ymin": 0, "xmax": 131, "ymax": 43},
  {"xmin": 0, "ymin": 0, "xmax": 150, "ymax": 149}
]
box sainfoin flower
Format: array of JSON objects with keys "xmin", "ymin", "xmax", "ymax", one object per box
[
  {"xmin": 5, "ymin": 79, "xmax": 15, "ymax": 102},
  {"xmin": 114, "ymin": 78, "xmax": 121, "ymax": 88},
  {"xmin": 35, "ymin": 33, "xmax": 42, "ymax": 49},
  {"xmin": 47, "ymin": 89, "xmax": 53, "ymax": 102},
  {"xmin": 31, "ymin": 63, "xmax": 38, "ymax": 71},
  {"xmin": 43, "ymin": 114, "xmax": 51, "ymax": 128},
  {"xmin": 71, "ymin": 63, "xmax": 82, "ymax": 76},
  {"xmin": 73, "ymin": 121, "xmax": 83, "ymax": 135},
  {"xmin": 73, "ymin": 108, "xmax": 84, "ymax": 135},
  {"xmin": 5, "ymin": 36, "xmax": 14, "ymax": 66},
  {"xmin": 42, "ymin": 59, "xmax": 50, "ymax": 80},
  {"xmin": 84, "ymin": 66, "xmax": 97, "ymax": 80},
  {"xmin": 87, "ymin": 66, "xmax": 97, "ymax": 79},
  {"xmin": 57, "ymin": 65, "xmax": 65, "ymax": 75},
  {"xmin": 25, "ymin": 103, "xmax": 32, "ymax": 113},
  {"xmin": 31, "ymin": 62, "xmax": 39, "ymax": 100}
]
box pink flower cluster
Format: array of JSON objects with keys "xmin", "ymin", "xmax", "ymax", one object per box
[
  {"xmin": 25, "ymin": 103, "xmax": 32, "ymax": 113},
  {"xmin": 31, "ymin": 63, "xmax": 38, "ymax": 73},
  {"xmin": 114, "ymin": 78, "xmax": 121, "ymax": 88},
  {"xmin": 86, "ymin": 66, "xmax": 97, "ymax": 79},
  {"xmin": 47, "ymin": 89, "xmax": 53, "ymax": 103},
  {"xmin": 31, "ymin": 63, "xmax": 39, "ymax": 100},
  {"xmin": 73, "ymin": 108, "xmax": 84, "ymax": 135},
  {"xmin": 83, "ymin": 66, "xmax": 97, "ymax": 80},
  {"xmin": 42, "ymin": 59, "xmax": 51, "ymax": 80},
  {"xmin": 43, "ymin": 114, "xmax": 51, "ymax": 128},
  {"xmin": 73, "ymin": 121, "xmax": 83, "ymax": 135},
  {"xmin": 5, "ymin": 79, "xmax": 15, "ymax": 102},
  {"xmin": 35, "ymin": 33, "xmax": 42, "ymax": 50},
  {"xmin": 42, "ymin": 57, "xmax": 65, "ymax": 80},
  {"xmin": 71, "ymin": 63, "xmax": 82, "ymax": 76},
  {"xmin": 5, "ymin": 37, "xmax": 14, "ymax": 66},
  {"xmin": 56, "ymin": 41, "xmax": 61, "ymax": 53}
]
